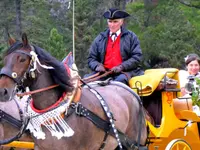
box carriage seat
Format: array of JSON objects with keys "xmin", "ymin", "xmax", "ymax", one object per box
[
  {"xmin": 129, "ymin": 68, "xmax": 179, "ymax": 96},
  {"xmin": 173, "ymin": 96, "xmax": 200, "ymax": 122},
  {"xmin": 173, "ymin": 96, "xmax": 193, "ymax": 120}
]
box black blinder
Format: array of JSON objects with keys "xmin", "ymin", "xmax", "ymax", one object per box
[{"xmin": 0, "ymin": 67, "xmax": 21, "ymax": 84}]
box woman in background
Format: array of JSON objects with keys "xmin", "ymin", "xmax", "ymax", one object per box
[
  {"xmin": 179, "ymin": 53, "xmax": 200, "ymax": 115},
  {"xmin": 180, "ymin": 53, "xmax": 200, "ymax": 96}
]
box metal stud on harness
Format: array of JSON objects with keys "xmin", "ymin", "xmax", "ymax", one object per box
[{"xmin": 83, "ymin": 83, "xmax": 123, "ymax": 149}]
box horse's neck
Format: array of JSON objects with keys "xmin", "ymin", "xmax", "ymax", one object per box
[{"xmin": 29, "ymin": 69, "xmax": 61, "ymax": 110}]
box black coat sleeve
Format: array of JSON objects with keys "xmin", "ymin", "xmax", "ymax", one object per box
[
  {"xmin": 87, "ymin": 35, "xmax": 102, "ymax": 71},
  {"xmin": 121, "ymin": 32, "xmax": 143, "ymax": 71}
]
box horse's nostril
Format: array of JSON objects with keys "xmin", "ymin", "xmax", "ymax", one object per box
[
  {"xmin": 4, "ymin": 88, "xmax": 7, "ymax": 95},
  {"xmin": 0, "ymin": 88, "xmax": 10, "ymax": 102}
]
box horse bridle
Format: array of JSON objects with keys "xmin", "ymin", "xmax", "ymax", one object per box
[{"xmin": 0, "ymin": 50, "xmax": 34, "ymax": 86}]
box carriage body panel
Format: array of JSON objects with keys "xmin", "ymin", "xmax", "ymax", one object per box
[{"xmin": 129, "ymin": 68, "xmax": 200, "ymax": 150}]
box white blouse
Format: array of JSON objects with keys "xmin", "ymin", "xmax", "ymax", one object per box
[{"xmin": 179, "ymin": 70, "xmax": 200, "ymax": 88}]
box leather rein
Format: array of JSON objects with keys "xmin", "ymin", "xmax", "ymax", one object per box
[
  {"xmin": 82, "ymin": 70, "xmax": 113, "ymax": 83},
  {"xmin": 17, "ymin": 84, "xmax": 59, "ymax": 97},
  {"xmin": 18, "ymin": 71, "xmax": 113, "ymax": 97}
]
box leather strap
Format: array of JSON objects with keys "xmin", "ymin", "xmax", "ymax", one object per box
[
  {"xmin": 0, "ymin": 110, "xmax": 22, "ymax": 129},
  {"xmin": 70, "ymin": 103, "xmax": 139, "ymax": 150}
]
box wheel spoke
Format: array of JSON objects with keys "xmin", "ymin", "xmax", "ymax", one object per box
[{"xmin": 165, "ymin": 139, "xmax": 191, "ymax": 150}]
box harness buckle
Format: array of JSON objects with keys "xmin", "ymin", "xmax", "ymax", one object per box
[{"xmin": 75, "ymin": 102, "xmax": 82, "ymax": 116}]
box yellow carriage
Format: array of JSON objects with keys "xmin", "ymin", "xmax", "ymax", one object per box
[{"xmin": 129, "ymin": 68, "xmax": 200, "ymax": 150}]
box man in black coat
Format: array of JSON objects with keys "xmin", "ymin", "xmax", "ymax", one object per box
[{"xmin": 87, "ymin": 8, "xmax": 144, "ymax": 84}]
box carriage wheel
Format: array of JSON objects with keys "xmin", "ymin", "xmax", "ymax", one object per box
[{"xmin": 165, "ymin": 139, "xmax": 192, "ymax": 150}]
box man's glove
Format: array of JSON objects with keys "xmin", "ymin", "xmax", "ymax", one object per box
[
  {"xmin": 95, "ymin": 64, "xmax": 106, "ymax": 72},
  {"xmin": 111, "ymin": 65, "xmax": 123, "ymax": 73}
]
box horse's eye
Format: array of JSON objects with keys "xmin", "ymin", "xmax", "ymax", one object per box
[{"xmin": 20, "ymin": 58, "xmax": 26, "ymax": 62}]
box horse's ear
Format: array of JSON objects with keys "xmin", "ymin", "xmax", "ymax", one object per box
[
  {"xmin": 8, "ymin": 33, "xmax": 16, "ymax": 46},
  {"xmin": 22, "ymin": 33, "xmax": 29, "ymax": 47}
]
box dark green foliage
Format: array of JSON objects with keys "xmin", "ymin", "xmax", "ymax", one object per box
[
  {"xmin": 21, "ymin": 0, "xmax": 55, "ymax": 47},
  {"xmin": 127, "ymin": 0, "xmax": 200, "ymax": 69},
  {"xmin": 191, "ymin": 78, "xmax": 200, "ymax": 106},
  {"xmin": 45, "ymin": 28, "xmax": 66, "ymax": 60},
  {"xmin": 0, "ymin": 0, "xmax": 72, "ymax": 60},
  {"xmin": 178, "ymin": 0, "xmax": 200, "ymax": 9},
  {"xmin": 0, "ymin": 0, "xmax": 16, "ymax": 42},
  {"xmin": 0, "ymin": 44, "xmax": 7, "ymax": 68}
]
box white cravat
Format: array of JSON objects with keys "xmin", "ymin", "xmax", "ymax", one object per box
[
  {"xmin": 110, "ymin": 29, "xmax": 121, "ymax": 42},
  {"xmin": 111, "ymin": 33, "xmax": 117, "ymax": 42}
]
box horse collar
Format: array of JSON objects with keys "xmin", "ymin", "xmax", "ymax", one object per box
[{"xmin": 25, "ymin": 92, "xmax": 75, "ymax": 140}]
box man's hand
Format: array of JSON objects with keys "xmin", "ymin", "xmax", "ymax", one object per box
[
  {"xmin": 95, "ymin": 64, "xmax": 106, "ymax": 72},
  {"xmin": 111, "ymin": 65, "xmax": 123, "ymax": 73}
]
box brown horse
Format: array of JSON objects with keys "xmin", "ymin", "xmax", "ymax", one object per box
[{"xmin": 0, "ymin": 33, "xmax": 147, "ymax": 150}]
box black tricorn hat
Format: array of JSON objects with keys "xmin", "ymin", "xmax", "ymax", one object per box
[{"xmin": 103, "ymin": 8, "xmax": 130, "ymax": 19}]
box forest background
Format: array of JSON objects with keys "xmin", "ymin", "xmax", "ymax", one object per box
[{"xmin": 0, "ymin": 0, "xmax": 200, "ymax": 77}]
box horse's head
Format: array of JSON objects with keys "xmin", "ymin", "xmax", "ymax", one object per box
[
  {"xmin": 0, "ymin": 33, "xmax": 74, "ymax": 103},
  {"xmin": 0, "ymin": 33, "xmax": 33, "ymax": 102}
]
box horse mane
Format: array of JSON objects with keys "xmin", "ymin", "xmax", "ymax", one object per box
[
  {"xmin": 5, "ymin": 42, "xmax": 74, "ymax": 92},
  {"xmin": 33, "ymin": 45, "xmax": 74, "ymax": 92}
]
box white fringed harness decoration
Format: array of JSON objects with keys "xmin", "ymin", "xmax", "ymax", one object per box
[
  {"xmin": 24, "ymin": 50, "xmax": 80, "ymax": 140},
  {"xmin": 26, "ymin": 98, "xmax": 74, "ymax": 140}
]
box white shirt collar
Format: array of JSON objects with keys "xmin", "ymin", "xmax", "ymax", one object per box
[{"xmin": 110, "ymin": 29, "xmax": 121, "ymax": 37}]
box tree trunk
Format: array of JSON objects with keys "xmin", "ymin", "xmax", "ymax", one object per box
[{"xmin": 15, "ymin": 0, "xmax": 21, "ymax": 37}]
